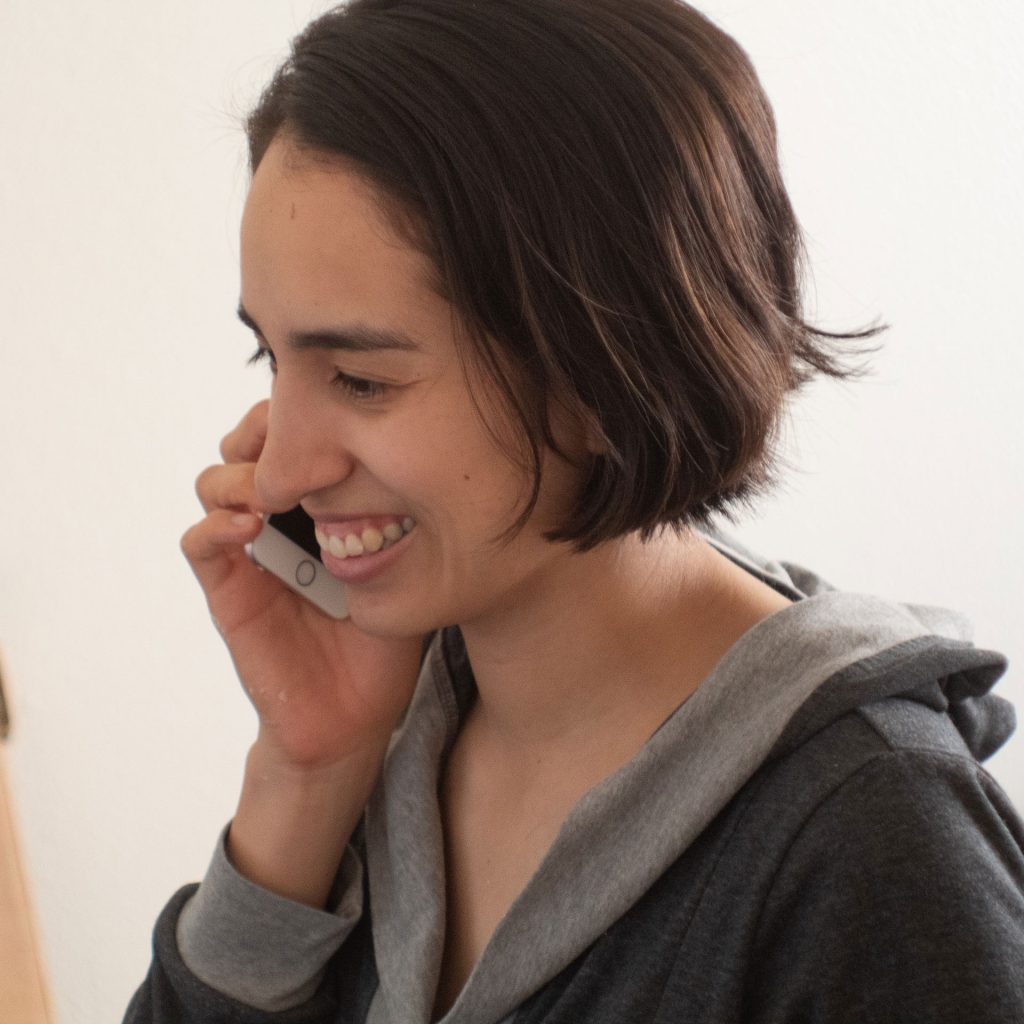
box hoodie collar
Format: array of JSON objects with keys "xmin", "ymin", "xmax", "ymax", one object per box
[{"xmin": 364, "ymin": 529, "xmax": 1011, "ymax": 1024}]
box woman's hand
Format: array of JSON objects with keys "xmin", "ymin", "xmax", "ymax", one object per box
[
  {"xmin": 182, "ymin": 401, "xmax": 425, "ymax": 905},
  {"xmin": 181, "ymin": 400, "xmax": 424, "ymax": 771}
]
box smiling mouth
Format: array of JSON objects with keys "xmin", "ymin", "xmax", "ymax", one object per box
[{"xmin": 314, "ymin": 516, "xmax": 416, "ymax": 559}]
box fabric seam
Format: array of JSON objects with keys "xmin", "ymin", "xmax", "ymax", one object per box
[{"xmin": 648, "ymin": 777, "xmax": 770, "ymax": 1021}]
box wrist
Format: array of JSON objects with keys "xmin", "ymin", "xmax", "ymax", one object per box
[
  {"xmin": 245, "ymin": 729, "xmax": 389, "ymax": 788},
  {"xmin": 227, "ymin": 736, "xmax": 387, "ymax": 908}
]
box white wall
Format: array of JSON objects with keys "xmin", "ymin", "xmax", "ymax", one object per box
[{"xmin": 0, "ymin": 2, "xmax": 1020, "ymax": 1021}]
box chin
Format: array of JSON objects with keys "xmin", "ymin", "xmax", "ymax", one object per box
[{"xmin": 344, "ymin": 592, "xmax": 449, "ymax": 641}]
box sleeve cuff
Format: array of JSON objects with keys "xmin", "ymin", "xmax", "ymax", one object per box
[{"xmin": 175, "ymin": 824, "xmax": 363, "ymax": 1011}]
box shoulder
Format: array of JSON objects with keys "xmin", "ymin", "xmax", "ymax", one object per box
[
  {"xmin": 739, "ymin": 686, "xmax": 1019, "ymax": 832},
  {"xmin": 736, "ymin": 696, "xmax": 1024, "ymax": 1022},
  {"xmin": 757, "ymin": 703, "xmax": 1024, "ymax": 920},
  {"xmin": 742, "ymin": 693, "xmax": 1024, "ymax": 914}
]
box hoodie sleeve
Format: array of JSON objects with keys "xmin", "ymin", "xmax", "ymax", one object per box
[
  {"xmin": 122, "ymin": 826, "xmax": 368, "ymax": 1023},
  {"xmin": 122, "ymin": 886, "xmax": 348, "ymax": 1024},
  {"xmin": 747, "ymin": 748, "xmax": 1024, "ymax": 1024}
]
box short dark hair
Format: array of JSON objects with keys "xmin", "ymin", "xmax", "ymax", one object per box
[{"xmin": 245, "ymin": 0, "xmax": 884, "ymax": 551}]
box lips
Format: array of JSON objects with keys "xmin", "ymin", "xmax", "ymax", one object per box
[{"xmin": 313, "ymin": 514, "xmax": 417, "ymax": 586}]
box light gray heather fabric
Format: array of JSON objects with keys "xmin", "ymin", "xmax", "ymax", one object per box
[
  {"xmin": 364, "ymin": 556, "xmax": 969, "ymax": 1023},
  {"xmin": 176, "ymin": 830, "xmax": 364, "ymax": 1011},
  {"xmin": 176, "ymin": 526, "xmax": 983, "ymax": 1019}
]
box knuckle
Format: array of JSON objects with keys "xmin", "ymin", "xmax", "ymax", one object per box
[
  {"xmin": 180, "ymin": 524, "xmax": 199, "ymax": 558},
  {"xmin": 219, "ymin": 402, "xmax": 269, "ymax": 463},
  {"xmin": 194, "ymin": 464, "xmax": 219, "ymax": 500},
  {"xmin": 246, "ymin": 403, "xmax": 270, "ymax": 442}
]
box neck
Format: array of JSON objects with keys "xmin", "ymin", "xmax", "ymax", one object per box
[{"xmin": 456, "ymin": 527, "xmax": 756, "ymax": 759}]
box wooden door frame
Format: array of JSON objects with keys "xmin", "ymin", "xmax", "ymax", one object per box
[{"xmin": 0, "ymin": 656, "xmax": 52, "ymax": 1023}]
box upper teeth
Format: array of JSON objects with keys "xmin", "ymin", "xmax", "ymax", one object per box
[{"xmin": 315, "ymin": 518, "xmax": 416, "ymax": 559}]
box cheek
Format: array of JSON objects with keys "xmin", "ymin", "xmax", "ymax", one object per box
[
  {"xmin": 421, "ymin": 455, "xmax": 534, "ymax": 549},
  {"xmin": 417, "ymin": 411, "xmax": 524, "ymax": 501},
  {"xmin": 387, "ymin": 372, "xmax": 541, "ymax": 529}
]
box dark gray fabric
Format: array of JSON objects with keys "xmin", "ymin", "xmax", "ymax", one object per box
[
  {"xmin": 125, "ymin": 693, "xmax": 1024, "ymax": 1024},
  {"xmin": 125, "ymin": 530, "xmax": 1024, "ymax": 1023}
]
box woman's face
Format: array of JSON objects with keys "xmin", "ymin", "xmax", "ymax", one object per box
[{"xmin": 240, "ymin": 136, "xmax": 587, "ymax": 636}]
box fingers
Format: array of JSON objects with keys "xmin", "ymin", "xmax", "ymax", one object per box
[
  {"xmin": 180, "ymin": 509, "xmax": 263, "ymax": 591},
  {"xmin": 195, "ymin": 461, "xmax": 262, "ymax": 514},
  {"xmin": 182, "ymin": 509, "xmax": 262, "ymax": 567},
  {"xmin": 184, "ymin": 401, "xmax": 277, "ymax": 611},
  {"xmin": 220, "ymin": 400, "xmax": 270, "ymax": 464},
  {"xmin": 199, "ymin": 402, "xmax": 271, "ymax": 514}
]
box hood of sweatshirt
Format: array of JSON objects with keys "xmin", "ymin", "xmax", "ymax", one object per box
[{"xmin": 363, "ymin": 526, "xmax": 1013, "ymax": 1024}]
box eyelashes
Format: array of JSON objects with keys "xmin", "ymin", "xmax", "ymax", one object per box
[
  {"xmin": 332, "ymin": 372, "xmax": 388, "ymax": 400},
  {"xmin": 247, "ymin": 345, "xmax": 389, "ymax": 401},
  {"xmin": 247, "ymin": 346, "xmax": 274, "ymax": 370}
]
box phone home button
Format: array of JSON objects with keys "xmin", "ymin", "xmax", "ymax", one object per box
[{"xmin": 295, "ymin": 560, "xmax": 316, "ymax": 587}]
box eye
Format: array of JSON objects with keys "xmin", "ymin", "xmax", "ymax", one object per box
[
  {"xmin": 246, "ymin": 345, "xmax": 276, "ymax": 374},
  {"xmin": 247, "ymin": 346, "xmax": 388, "ymax": 401},
  {"xmin": 333, "ymin": 371, "xmax": 389, "ymax": 401}
]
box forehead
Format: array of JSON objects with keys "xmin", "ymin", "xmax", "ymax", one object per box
[
  {"xmin": 244, "ymin": 137, "xmax": 384, "ymax": 237},
  {"xmin": 240, "ymin": 137, "xmax": 443, "ymax": 332}
]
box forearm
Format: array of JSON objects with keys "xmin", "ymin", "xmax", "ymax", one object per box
[{"xmin": 227, "ymin": 735, "xmax": 388, "ymax": 909}]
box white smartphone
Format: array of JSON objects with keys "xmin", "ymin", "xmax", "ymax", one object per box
[{"xmin": 245, "ymin": 507, "xmax": 349, "ymax": 619}]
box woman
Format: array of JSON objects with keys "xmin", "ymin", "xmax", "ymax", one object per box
[{"xmin": 126, "ymin": 1, "xmax": 1024, "ymax": 1021}]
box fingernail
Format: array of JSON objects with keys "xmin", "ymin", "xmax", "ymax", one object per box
[{"xmin": 231, "ymin": 513, "xmax": 260, "ymax": 529}]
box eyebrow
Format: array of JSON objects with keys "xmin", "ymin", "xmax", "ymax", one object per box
[{"xmin": 237, "ymin": 303, "xmax": 422, "ymax": 354}]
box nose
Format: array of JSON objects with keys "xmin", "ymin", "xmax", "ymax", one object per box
[{"xmin": 253, "ymin": 383, "xmax": 354, "ymax": 511}]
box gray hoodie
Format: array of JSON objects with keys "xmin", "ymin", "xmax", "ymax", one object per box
[{"xmin": 127, "ymin": 527, "xmax": 1024, "ymax": 1023}]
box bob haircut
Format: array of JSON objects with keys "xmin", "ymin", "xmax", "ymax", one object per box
[{"xmin": 245, "ymin": 0, "xmax": 883, "ymax": 552}]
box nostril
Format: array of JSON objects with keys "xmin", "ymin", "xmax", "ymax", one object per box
[{"xmin": 252, "ymin": 442, "xmax": 358, "ymax": 514}]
